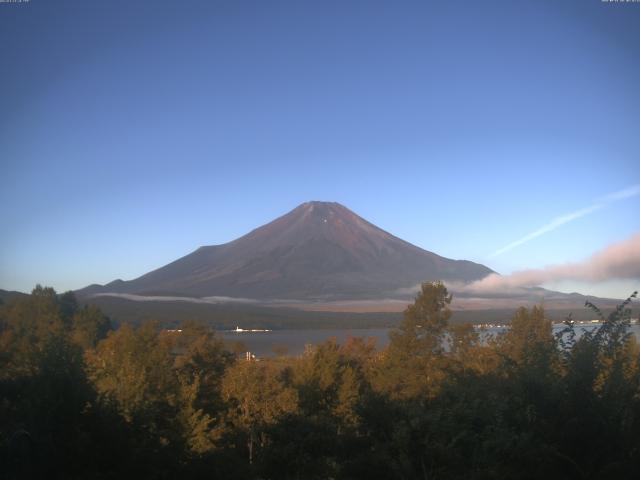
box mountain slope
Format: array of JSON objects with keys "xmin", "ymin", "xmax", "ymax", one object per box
[
  {"xmin": 0, "ymin": 288, "xmax": 29, "ymax": 304},
  {"xmin": 79, "ymin": 201, "xmax": 493, "ymax": 300}
]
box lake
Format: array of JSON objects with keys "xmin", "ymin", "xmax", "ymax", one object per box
[
  {"xmin": 220, "ymin": 328, "xmax": 390, "ymax": 357},
  {"xmin": 220, "ymin": 323, "xmax": 640, "ymax": 357}
]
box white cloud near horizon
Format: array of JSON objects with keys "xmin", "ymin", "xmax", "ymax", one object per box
[
  {"xmin": 466, "ymin": 233, "xmax": 640, "ymax": 295},
  {"xmin": 490, "ymin": 184, "xmax": 640, "ymax": 258},
  {"xmin": 91, "ymin": 293, "xmax": 260, "ymax": 304}
]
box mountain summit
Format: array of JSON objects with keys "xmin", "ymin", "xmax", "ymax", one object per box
[{"xmin": 80, "ymin": 202, "xmax": 493, "ymax": 300}]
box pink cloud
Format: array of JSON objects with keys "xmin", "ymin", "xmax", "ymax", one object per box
[{"xmin": 465, "ymin": 233, "xmax": 640, "ymax": 294}]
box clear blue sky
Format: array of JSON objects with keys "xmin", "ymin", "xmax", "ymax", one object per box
[{"xmin": 1, "ymin": 0, "xmax": 639, "ymax": 297}]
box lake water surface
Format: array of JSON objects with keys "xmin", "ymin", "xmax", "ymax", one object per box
[
  {"xmin": 220, "ymin": 323, "xmax": 640, "ymax": 357},
  {"xmin": 220, "ymin": 328, "xmax": 390, "ymax": 357}
]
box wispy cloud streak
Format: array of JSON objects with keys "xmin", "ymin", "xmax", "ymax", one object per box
[{"xmin": 490, "ymin": 184, "xmax": 640, "ymax": 258}]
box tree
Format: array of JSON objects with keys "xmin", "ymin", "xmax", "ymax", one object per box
[
  {"xmin": 381, "ymin": 281, "xmax": 452, "ymax": 399},
  {"xmin": 446, "ymin": 322, "xmax": 501, "ymax": 375},
  {"xmin": 389, "ymin": 281, "xmax": 452, "ymax": 357},
  {"xmin": 58, "ymin": 290, "xmax": 79, "ymax": 328},
  {"xmin": 497, "ymin": 305, "xmax": 557, "ymax": 371},
  {"xmin": 86, "ymin": 322, "xmax": 178, "ymax": 428},
  {"xmin": 0, "ymin": 286, "xmax": 103, "ymax": 479},
  {"xmin": 71, "ymin": 304, "xmax": 112, "ymax": 349},
  {"xmin": 556, "ymin": 292, "xmax": 640, "ymax": 477},
  {"xmin": 173, "ymin": 320, "xmax": 232, "ymax": 454},
  {"xmin": 222, "ymin": 359, "xmax": 298, "ymax": 464},
  {"xmin": 0, "ymin": 285, "xmax": 65, "ymax": 378}
]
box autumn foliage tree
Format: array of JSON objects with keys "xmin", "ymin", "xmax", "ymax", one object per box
[{"xmin": 1, "ymin": 284, "xmax": 638, "ymax": 479}]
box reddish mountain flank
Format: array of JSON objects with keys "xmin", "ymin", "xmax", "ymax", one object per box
[{"xmin": 79, "ymin": 202, "xmax": 493, "ymax": 300}]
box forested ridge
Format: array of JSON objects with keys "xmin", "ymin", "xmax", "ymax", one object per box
[{"xmin": 1, "ymin": 283, "xmax": 639, "ymax": 479}]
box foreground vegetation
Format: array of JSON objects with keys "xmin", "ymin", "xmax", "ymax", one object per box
[{"xmin": 1, "ymin": 283, "xmax": 638, "ymax": 479}]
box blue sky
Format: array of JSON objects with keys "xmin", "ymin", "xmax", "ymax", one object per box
[{"xmin": 1, "ymin": 0, "xmax": 639, "ymax": 298}]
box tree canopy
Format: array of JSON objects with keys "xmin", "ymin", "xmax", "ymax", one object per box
[{"xmin": 1, "ymin": 285, "xmax": 638, "ymax": 479}]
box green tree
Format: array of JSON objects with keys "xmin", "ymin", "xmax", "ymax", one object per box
[
  {"xmin": 389, "ymin": 281, "xmax": 452, "ymax": 357},
  {"xmin": 58, "ymin": 290, "xmax": 79, "ymax": 328},
  {"xmin": 380, "ymin": 281, "xmax": 452, "ymax": 399}
]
